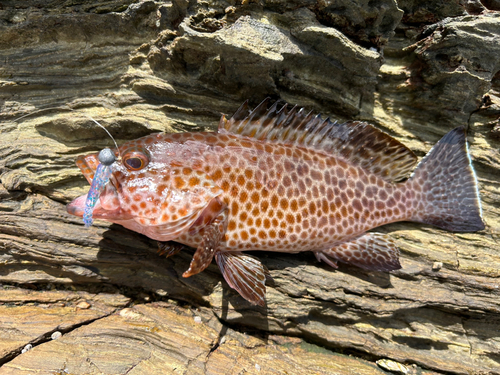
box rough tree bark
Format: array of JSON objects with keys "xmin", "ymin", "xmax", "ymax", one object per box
[{"xmin": 1, "ymin": 1, "xmax": 500, "ymax": 374}]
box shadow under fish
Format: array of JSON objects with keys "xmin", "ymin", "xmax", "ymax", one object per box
[{"xmin": 67, "ymin": 98, "xmax": 485, "ymax": 306}]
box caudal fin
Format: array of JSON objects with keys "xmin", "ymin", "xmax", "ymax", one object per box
[{"xmin": 408, "ymin": 127, "xmax": 484, "ymax": 232}]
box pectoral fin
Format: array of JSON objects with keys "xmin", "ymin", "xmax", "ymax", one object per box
[
  {"xmin": 215, "ymin": 251, "xmax": 267, "ymax": 307},
  {"xmin": 182, "ymin": 205, "xmax": 228, "ymax": 278},
  {"xmin": 316, "ymin": 232, "xmax": 401, "ymax": 272}
]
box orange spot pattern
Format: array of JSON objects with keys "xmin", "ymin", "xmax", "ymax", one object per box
[{"xmin": 168, "ymin": 132, "xmax": 413, "ymax": 253}]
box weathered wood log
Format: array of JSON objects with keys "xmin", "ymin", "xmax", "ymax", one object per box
[{"xmin": 1, "ymin": 1, "xmax": 499, "ymax": 374}]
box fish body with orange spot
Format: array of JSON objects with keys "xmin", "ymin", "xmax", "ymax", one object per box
[{"xmin": 68, "ymin": 99, "xmax": 485, "ymax": 306}]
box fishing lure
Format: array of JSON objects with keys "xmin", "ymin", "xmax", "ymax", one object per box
[
  {"xmin": 83, "ymin": 148, "xmax": 115, "ymax": 227},
  {"xmin": 80, "ymin": 116, "xmax": 121, "ymax": 228}
]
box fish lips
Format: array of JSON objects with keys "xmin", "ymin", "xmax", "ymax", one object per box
[{"xmin": 66, "ymin": 191, "xmax": 125, "ymax": 221}]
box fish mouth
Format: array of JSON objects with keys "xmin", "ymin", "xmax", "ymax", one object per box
[
  {"xmin": 66, "ymin": 191, "xmax": 125, "ymax": 221},
  {"xmin": 66, "ymin": 154, "xmax": 127, "ymax": 221},
  {"xmin": 66, "ymin": 193, "xmax": 89, "ymax": 218}
]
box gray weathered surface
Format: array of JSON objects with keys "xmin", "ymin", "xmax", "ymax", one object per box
[{"xmin": 1, "ymin": 1, "xmax": 499, "ymax": 374}]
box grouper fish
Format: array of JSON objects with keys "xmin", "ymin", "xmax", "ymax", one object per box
[{"xmin": 67, "ymin": 99, "xmax": 485, "ymax": 306}]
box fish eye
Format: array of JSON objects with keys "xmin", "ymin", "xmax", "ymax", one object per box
[{"xmin": 123, "ymin": 151, "xmax": 149, "ymax": 171}]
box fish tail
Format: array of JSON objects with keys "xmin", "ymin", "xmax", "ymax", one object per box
[{"xmin": 407, "ymin": 127, "xmax": 484, "ymax": 232}]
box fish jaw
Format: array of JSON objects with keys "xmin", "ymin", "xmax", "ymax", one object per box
[
  {"xmin": 66, "ymin": 193, "xmax": 88, "ymax": 218},
  {"xmin": 66, "ymin": 185, "xmax": 131, "ymax": 222},
  {"xmin": 67, "ymin": 187, "xmax": 219, "ymax": 242}
]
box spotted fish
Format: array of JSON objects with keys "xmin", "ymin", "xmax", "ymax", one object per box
[{"xmin": 67, "ymin": 99, "xmax": 485, "ymax": 306}]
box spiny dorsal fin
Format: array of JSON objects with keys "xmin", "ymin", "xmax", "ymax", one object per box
[{"xmin": 219, "ymin": 98, "xmax": 418, "ymax": 182}]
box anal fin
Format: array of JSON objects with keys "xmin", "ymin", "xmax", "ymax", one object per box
[
  {"xmin": 316, "ymin": 233, "xmax": 401, "ymax": 272},
  {"xmin": 182, "ymin": 207, "xmax": 228, "ymax": 278},
  {"xmin": 215, "ymin": 252, "xmax": 267, "ymax": 307}
]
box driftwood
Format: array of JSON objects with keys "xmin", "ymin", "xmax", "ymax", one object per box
[{"xmin": 1, "ymin": 1, "xmax": 500, "ymax": 374}]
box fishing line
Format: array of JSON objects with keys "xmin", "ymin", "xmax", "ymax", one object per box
[{"xmin": 12, "ymin": 105, "xmax": 122, "ymax": 160}]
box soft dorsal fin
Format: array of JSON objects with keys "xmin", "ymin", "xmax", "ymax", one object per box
[{"xmin": 219, "ymin": 98, "xmax": 418, "ymax": 182}]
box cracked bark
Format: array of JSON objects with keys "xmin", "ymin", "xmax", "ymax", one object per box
[{"xmin": 1, "ymin": 1, "xmax": 500, "ymax": 374}]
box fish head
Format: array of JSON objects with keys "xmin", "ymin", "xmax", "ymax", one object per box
[{"xmin": 67, "ymin": 133, "xmax": 222, "ymax": 241}]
